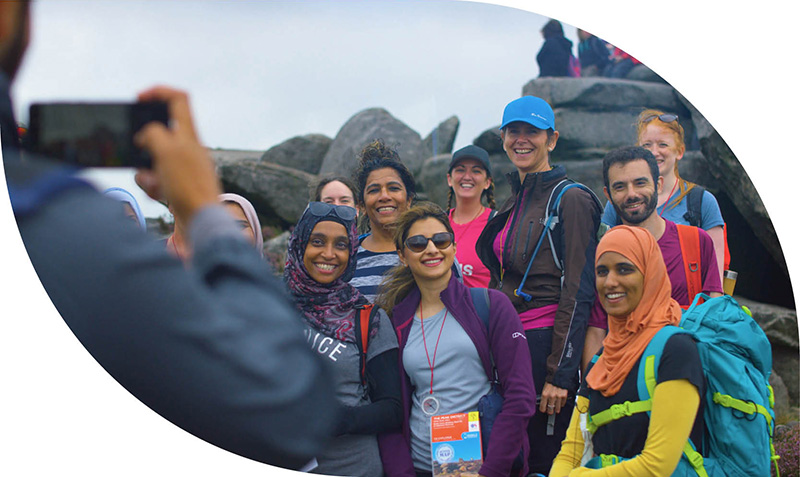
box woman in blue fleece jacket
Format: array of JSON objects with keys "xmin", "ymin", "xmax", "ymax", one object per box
[{"xmin": 375, "ymin": 203, "xmax": 536, "ymax": 477}]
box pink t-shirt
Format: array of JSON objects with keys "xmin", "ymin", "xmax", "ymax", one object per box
[{"xmin": 449, "ymin": 207, "xmax": 493, "ymax": 288}]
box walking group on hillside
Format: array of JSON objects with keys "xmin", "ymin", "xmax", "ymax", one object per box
[{"xmin": 2, "ymin": 2, "xmax": 779, "ymax": 475}]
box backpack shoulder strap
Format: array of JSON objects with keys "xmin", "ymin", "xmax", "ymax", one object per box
[
  {"xmin": 488, "ymin": 209, "xmax": 497, "ymax": 221},
  {"xmin": 469, "ymin": 287, "xmax": 497, "ymax": 382},
  {"xmin": 676, "ymin": 224, "xmax": 703, "ymax": 308},
  {"xmin": 545, "ymin": 180, "xmax": 603, "ymax": 272},
  {"xmin": 587, "ymin": 326, "xmax": 686, "ymax": 434},
  {"xmin": 683, "ymin": 186, "xmax": 705, "ymax": 227},
  {"xmin": 469, "ymin": 287, "xmax": 491, "ymax": 330},
  {"xmin": 355, "ymin": 304, "xmax": 375, "ymax": 386},
  {"xmin": 636, "ymin": 325, "xmax": 687, "ymax": 402}
]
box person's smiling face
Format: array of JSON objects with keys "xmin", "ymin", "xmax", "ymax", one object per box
[
  {"xmin": 447, "ymin": 158, "xmax": 491, "ymax": 203},
  {"xmin": 303, "ymin": 220, "xmax": 350, "ymax": 284},
  {"xmin": 638, "ymin": 123, "xmax": 684, "ymax": 179},
  {"xmin": 399, "ymin": 217, "xmax": 455, "ymax": 283},
  {"xmin": 363, "ymin": 167, "xmax": 410, "ymax": 231},
  {"xmin": 605, "ymin": 159, "xmax": 661, "ymax": 225},
  {"xmin": 320, "ymin": 180, "xmax": 356, "ymax": 209},
  {"xmin": 501, "ymin": 121, "xmax": 558, "ymax": 176},
  {"xmin": 595, "ymin": 251, "xmax": 645, "ymax": 317}
]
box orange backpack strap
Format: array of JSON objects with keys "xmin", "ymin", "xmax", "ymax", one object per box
[
  {"xmin": 722, "ymin": 223, "xmax": 731, "ymax": 270},
  {"xmin": 356, "ymin": 304, "xmax": 374, "ymax": 386},
  {"xmin": 676, "ymin": 224, "xmax": 703, "ymax": 308}
]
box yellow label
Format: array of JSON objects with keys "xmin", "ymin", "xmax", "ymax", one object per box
[{"xmin": 468, "ymin": 411, "xmax": 479, "ymax": 422}]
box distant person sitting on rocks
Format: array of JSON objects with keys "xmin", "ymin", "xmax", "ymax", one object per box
[
  {"xmin": 219, "ymin": 193, "xmax": 264, "ymax": 257},
  {"xmin": 537, "ymin": 19, "xmax": 575, "ymax": 77},
  {"xmin": 311, "ymin": 175, "xmax": 358, "ymax": 211},
  {"xmin": 577, "ymin": 28, "xmax": 611, "ymax": 77},
  {"xmin": 348, "ymin": 139, "xmax": 416, "ymax": 302},
  {"xmin": 103, "ymin": 187, "xmax": 147, "ymax": 231},
  {"xmin": 603, "ymin": 46, "xmax": 642, "ymax": 78}
]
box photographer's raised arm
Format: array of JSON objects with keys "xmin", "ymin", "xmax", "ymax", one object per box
[{"xmin": 6, "ymin": 86, "xmax": 337, "ymax": 469}]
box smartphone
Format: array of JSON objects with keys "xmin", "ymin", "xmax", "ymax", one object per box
[{"xmin": 24, "ymin": 102, "xmax": 169, "ymax": 168}]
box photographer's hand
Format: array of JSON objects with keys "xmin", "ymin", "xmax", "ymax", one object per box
[{"xmin": 133, "ymin": 86, "xmax": 221, "ymax": 222}]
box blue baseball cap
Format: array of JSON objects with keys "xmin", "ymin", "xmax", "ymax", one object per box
[{"xmin": 500, "ymin": 96, "xmax": 555, "ymax": 130}]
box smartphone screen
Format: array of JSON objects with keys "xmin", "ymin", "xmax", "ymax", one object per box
[{"xmin": 24, "ymin": 102, "xmax": 169, "ymax": 168}]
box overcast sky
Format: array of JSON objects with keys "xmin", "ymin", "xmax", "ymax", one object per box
[
  {"xmin": 2, "ymin": 1, "xmax": 798, "ymax": 475},
  {"xmin": 15, "ymin": 0, "xmax": 576, "ymax": 150},
  {"xmin": 13, "ymin": 0, "xmax": 581, "ymax": 217}
]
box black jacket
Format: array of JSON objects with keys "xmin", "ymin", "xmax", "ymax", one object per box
[
  {"xmin": 537, "ymin": 36, "xmax": 574, "ymax": 77},
  {"xmin": 476, "ymin": 165, "xmax": 601, "ymax": 391}
]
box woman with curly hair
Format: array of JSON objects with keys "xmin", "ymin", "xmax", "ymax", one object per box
[{"xmin": 349, "ymin": 139, "xmax": 416, "ymax": 302}]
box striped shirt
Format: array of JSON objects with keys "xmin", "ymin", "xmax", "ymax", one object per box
[{"xmin": 349, "ymin": 246, "xmax": 401, "ymax": 303}]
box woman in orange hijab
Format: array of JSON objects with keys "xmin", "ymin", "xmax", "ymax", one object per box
[{"xmin": 549, "ymin": 226, "xmax": 705, "ymax": 476}]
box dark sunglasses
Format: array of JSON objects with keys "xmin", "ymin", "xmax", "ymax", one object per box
[
  {"xmin": 307, "ymin": 201, "xmax": 357, "ymax": 221},
  {"xmin": 642, "ymin": 113, "xmax": 678, "ymax": 124},
  {"xmin": 404, "ymin": 232, "xmax": 454, "ymax": 253}
]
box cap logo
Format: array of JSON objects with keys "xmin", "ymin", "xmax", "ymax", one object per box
[{"xmin": 531, "ymin": 112, "xmax": 547, "ymax": 121}]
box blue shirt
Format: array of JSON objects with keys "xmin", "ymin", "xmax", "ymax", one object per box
[{"xmin": 602, "ymin": 188, "xmax": 725, "ymax": 230}]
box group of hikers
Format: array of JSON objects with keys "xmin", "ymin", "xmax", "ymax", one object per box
[
  {"xmin": 2, "ymin": 2, "xmax": 776, "ymax": 473},
  {"xmin": 72, "ymin": 94, "xmax": 773, "ymax": 477}
]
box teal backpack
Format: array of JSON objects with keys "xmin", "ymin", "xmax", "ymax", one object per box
[{"xmin": 585, "ymin": 294, "xmax": 780, "ymax": 476}]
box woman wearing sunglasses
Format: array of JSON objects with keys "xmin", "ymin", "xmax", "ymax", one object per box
[
  {"xmin": 550, "ymin": 226, "xmax": 703, "ymax": 477},
  {"xmin": 601, "ymin": 109, "xmax": 727, "ymax": 282},
  {"xmin": 376, "ymin": 203, "xmax": 535, "ymax": 477},
  {"xmin": 475, "ymin": 95, "xmax": 604, "ymax": 475},
  {"xmin": 349, "ymin": 139, "xmax": 417, "ymax": 302},
  {"xmin": 284, "ymin": 201, "xmax": 402, "ymax": 476}
]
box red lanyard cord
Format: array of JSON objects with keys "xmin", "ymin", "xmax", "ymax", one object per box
[{"xmin": 419, "ymin": 305, "xmax": 448, "ymax": 395}]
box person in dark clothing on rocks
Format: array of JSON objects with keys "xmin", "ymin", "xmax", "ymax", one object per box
[
  {"xmin": 577, "ymin": 28, "xmax": 611, "ymax": 77},
  {"xmin": 537, "ymin": 19, "xmax": 574, "ymax": 77},
  {"xmin": 2, "ymin": 1, "xmax": 336, "ymax": 470}
]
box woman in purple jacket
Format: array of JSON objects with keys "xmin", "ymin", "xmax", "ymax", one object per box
[{"xmin": 375, "ymin": 203, "xmax": 536, "ymax": 477}]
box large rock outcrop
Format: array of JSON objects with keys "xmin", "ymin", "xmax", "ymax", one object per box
[
  {"xmin": 216, "ymin": 158, "xmax": 315, "ymax": 227},
  {"xmin": 318, "ymin": 108, "xmax": 426, "ymax": 177},
  {"xmin": 422, "ymin": 116, "xmax": 459, "ymax": 158},
  {"xmin": 259, "ymin": 133, "xmax": 332, "ymax": 175}
]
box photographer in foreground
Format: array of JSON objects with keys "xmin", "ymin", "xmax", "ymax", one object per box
[{"xmin": 2, "ymin": 1, "xmax": 335, "ymax": 469}]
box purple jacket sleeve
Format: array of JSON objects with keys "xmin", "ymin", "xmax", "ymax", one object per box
[
  {"xmin": 479, "ymin": 289, "xmax": 537, "ymax": 477},
  {"xmin": 378, "ymin": 432, "xmax": 415, "ymax": 477}
]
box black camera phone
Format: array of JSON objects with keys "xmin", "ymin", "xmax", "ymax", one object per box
[{"xmin": 24, "ymin": 102, "xmax": 169, "ymax": 168}]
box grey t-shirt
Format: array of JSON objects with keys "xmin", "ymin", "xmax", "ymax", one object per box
[
  {"xmin": 403, "ymin": 308, "xmax": 491, "ymax": 471},
  {"xmin": 303, "ymin": 309, "xmax": 398, "ymax": 476}
]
